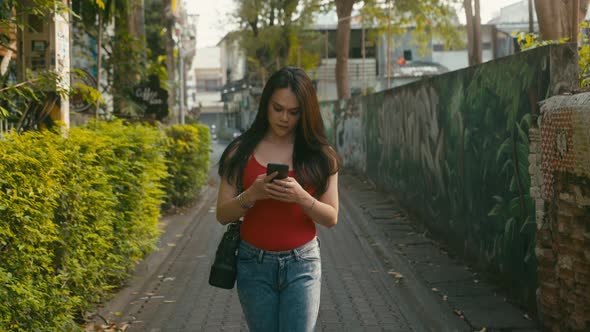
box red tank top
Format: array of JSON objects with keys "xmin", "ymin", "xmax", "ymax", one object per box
[{"xmin": 240, "ymin": 156, "xmax": 316, "ymax": 251}]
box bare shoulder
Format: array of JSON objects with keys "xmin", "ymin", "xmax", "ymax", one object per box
[{"xmin": 222, "ymin": 140, "xmax": 241, "ymax": 162}]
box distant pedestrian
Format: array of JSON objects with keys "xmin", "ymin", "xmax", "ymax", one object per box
[{"xmin": 216, "ymin": 66, "xmax": 340, "ymax": 332}]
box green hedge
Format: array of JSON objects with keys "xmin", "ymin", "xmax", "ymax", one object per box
[
  {"xmin": 162, "ymin": 123, "xmax": 210, "ymax": 209},
  {"xmin": 0, "ymin": 120, "xmax": 210, "ymax": 331}
]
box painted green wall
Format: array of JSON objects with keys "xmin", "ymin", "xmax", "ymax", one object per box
[{"xmin": 321, "ymin": 44, "xmax": 578, "ymax": 309}]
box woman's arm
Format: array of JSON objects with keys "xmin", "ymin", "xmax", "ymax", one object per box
[
  {"xmin": 216, "ymin": 177, "xmax": 247, "ymax": 225},
  {"xmin": 301, "ymin": 172, "xmax": 339, "ymax": 228},
  {"xmin": 216, "ymin": 172, "xmax": 278, "ymax": 225},
  {"xmin": 270, "ymin": 172, "xmax": 339, "ymax": 228}
]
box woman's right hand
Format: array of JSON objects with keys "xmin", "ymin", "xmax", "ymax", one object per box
[{"xmin": 246, "ymin": 172, "xmax": 279, "ymax": 202}]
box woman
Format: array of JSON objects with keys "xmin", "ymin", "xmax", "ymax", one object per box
[{"xmin": 216, "ymin": 67, "xmax": 340, "ymax": 332}]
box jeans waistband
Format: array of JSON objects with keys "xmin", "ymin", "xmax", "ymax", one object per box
[{"xmin": 239, "ymin": 237, "xmax": 319, "ymax": 259}]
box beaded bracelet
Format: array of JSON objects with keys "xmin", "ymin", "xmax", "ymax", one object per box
[
  {"xmin": 237, "ymin": 192, "xmax": 254, "ymax": 209},
  {"xmin": 308, "ymin": 198, "xmax": 316, "ymax": 211}
]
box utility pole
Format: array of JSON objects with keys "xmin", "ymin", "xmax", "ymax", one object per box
[
  {"xmin": 54, "ymin": 0, "xmax": 70, "ymax": 128},
  {"xmin": 361, "ymin": 14, "xmax": 366, "ymax": 95},
  {"xmin": 178, "ymin": 13, "xmax": 198, "ymax": 125},
  {"xmin": 528, "ymin": 0, "xmax": 534, "ymax": 33},
  {"xmin": 179, "ymin": 36, "xmax": 185, "ymax": 125},
  {"xmin": 386, "ymin": 0, "xmax": 392, "ymax": 89},
  {"xmin": 17, "ymin": 0, "xmax": 70, "ymax": 129},
  {"xmin": 96, "ymin": 15, "xmax": 102, "ymax": 122},
  {"xmin": 573, "ymin": 0, "xmax": 580, "ymax": 44}
]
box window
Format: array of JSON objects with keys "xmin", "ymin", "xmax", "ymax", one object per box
[
  {"xmin": 433, "ymin": 44, "xmax": 444, "ymax": 51},
  {"xmin": 403, "ymin": 50, "xmax": 412, "ymax": 61},
  {"xmin": 204, "ymin": 79, "xmax": 221, "ymax": 91}
]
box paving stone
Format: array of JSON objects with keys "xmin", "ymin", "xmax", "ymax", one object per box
[
  {"xmin": 385, "ymin": 231, "xmax": 430, "ymax": 244},
  {"xmin": 397, "ymin": 243, "xmax": 456, "ymax": 263},
  {"xmin": 430, "ymin": 280, "xmax": 499, "ymax": 297},
  {"xmin": 413, "ymin": 261, "xmax": 474, "ymax": 284},
  {"xmin": 447, "ymin": 295, "xmax": 537, "ymax": 330}
]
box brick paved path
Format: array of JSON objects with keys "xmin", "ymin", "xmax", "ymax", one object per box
[
  {"xmin": 91, "ymin": 143, "xmax": 536, "ymax": 331},
  {"xmin": 94, "ymin": 183, "xmax": 464, "ymax": 331}
]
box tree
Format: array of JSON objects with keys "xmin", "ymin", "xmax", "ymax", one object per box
[
  {"xmin": 73, "ymin": 0, "xmax": 168, "ymax": 120},
  {"xmin": 335, "ymin": 0, "xmax": 354, "ymax": 99},
  {"xmin": 535, "ymin": 0, "xmax": 590, "ymax": 41},
  {"xmin": 231, "ymin": 0, "xmax": 323, "ymax": 85},
  {"xmin": 335, "ymin": 0, "xmax": 462, "ymax": 99},
  {"xmin": 464, "ymin": 0, "xmax": 482, "ymax": 65}
]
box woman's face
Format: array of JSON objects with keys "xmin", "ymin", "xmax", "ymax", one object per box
[{"xmin": 267, "ymin": 87, "xmax": 301, "ymax": 138}]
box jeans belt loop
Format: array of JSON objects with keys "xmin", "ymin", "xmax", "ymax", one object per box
[{"xmin": 257, "ymin": 249, "xmax": 264, "ymax": 264}]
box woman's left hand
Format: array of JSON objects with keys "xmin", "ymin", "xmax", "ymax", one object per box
[{"xmin": 266, "ymin": 177, "xmax": 310, "ymax": 205}]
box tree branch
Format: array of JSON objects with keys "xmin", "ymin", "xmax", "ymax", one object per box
[{"xmin": 0, "ymin": 79, "xmax": 38, "ymax": 93}]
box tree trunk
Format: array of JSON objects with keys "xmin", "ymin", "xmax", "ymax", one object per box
[
  {"xmin": 165, "ymin": 20, "xmax": 176, "ymax": 122},
  {"xmin": 535, "ymin": 0, "xmax": 589, "ymax": 41},
  {"xmin": 335, "ymin": 0, "xmax": 354, "ymax": 100},
  {"xmin": 473, "ymin": 0, "xmax": 482, "ymax": 63},
  {"xmin": 528, "ymin": 0, "xmax": 535, "ymax": 33},
  {"xmin": 464, "ymin": 0, "xmax": 482, "ymax": 65}
]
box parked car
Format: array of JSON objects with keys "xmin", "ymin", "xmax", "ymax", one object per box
[
  {"xmin": 217, "ymin": 127, "xmax": 243, "ymax": 141},
  {"xmin": 210, "ymin": 124, "xmax": 217, "ymax": 140},
  {"xmin": 232, "ymin": 128, "xmax": 242, "ymax": 139}
]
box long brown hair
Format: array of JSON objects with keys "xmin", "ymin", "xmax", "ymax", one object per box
[{"xmin": 218, "ymin": 67, "xmax": 340, "ymax": 197}]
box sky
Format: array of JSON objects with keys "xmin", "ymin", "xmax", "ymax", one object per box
[{"xmin": 185, "ymin": 0, "xmax": 524, "ymax": 49}]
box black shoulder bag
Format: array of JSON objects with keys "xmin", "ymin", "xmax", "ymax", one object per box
[{"xmin": 208, "ymin": 170, "xmax": 245, "ymax": 289}]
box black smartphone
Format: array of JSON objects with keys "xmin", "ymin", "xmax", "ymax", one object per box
[{"xmin": 266, "ymin": 163, "xmax": 289, "ymax": 180}]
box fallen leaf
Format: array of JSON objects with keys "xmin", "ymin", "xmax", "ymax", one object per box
[
  {"xmin": 475, "ymin": 328, "xmax": 487, "ymax": 332},
  {"xmin": 431, "ymin": 288, "xmax": 439, "ymax": 292},
  {"xmin": 388, "ymin": 271, "xmax": 404, "ymax": 279},
  {"xmin": 524, "ymin": 313, "xmax": 532, "ymax": 320},
  {"xmin": 442, "ymin": 295, "xmax": 448, "ymax": 301}
]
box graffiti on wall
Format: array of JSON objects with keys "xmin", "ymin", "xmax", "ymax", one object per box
[
  {"xmin": 333, "ymin": 98, "xmax": 366, "ymax": 173},
  {"xmin": 323, "ymin": 44, "xmax": 578, "ymax": 310},
  {"xmin": 376, "ymin": 86, "xmax": 445, "ymax": 195},
  {"xmin": 319, "ymin": 101, "xmax": 335, "ymax": 143}
]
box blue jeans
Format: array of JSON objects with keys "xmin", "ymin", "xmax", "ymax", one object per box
[{"xmin": 236, "ymin": 238, "xmax": 322, "ymax": 332}]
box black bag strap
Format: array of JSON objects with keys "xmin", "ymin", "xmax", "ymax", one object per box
[{"xmin": 232, "ymin": 156, "xmax": 248, "ymax": 225}]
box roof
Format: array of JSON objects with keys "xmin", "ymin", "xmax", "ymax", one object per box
[{"xmin": 487, "ymin": 0, "xmax": 535, "ymax": 25}]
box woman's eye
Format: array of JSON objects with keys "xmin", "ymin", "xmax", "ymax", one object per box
[
  {"xmin": 290, "ymin": 110, "xmax": 300, "ymax": 116},
  {"xmin": 273, "ymin": 106, "xmax": 282, "ymax": 112}
]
